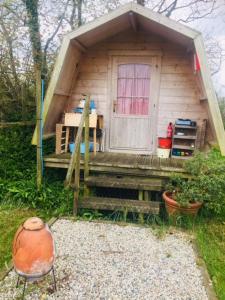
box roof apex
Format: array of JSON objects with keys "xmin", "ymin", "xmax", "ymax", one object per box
[{"xmin": 66, "ymin": 2, "xmax": 200, "ymax": 41}]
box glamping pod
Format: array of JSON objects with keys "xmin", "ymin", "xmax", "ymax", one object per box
[{"xmin": 32, "ymin": 2, "xmax": 225, "ymax": 156}]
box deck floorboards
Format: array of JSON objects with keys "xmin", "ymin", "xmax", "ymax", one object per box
[{"xmin": 44, "ymin": 152, "xmax": 185, "ymax": 175}]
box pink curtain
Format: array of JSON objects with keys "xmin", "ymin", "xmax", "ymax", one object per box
[{"xmin": 117, "ymin": 64, "xmax": 150, "ymax": 115}]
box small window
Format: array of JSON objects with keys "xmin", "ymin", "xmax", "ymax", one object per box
[{"xmin": 116, "ymin": 64, "xmax": 150, "ymax": 115}]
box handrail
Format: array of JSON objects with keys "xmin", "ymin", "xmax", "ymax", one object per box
[
  {"xmin": 65, "ymin": 96, "xmax": 90, "ymax": 215},
  {"xmin": 64, "ymin": 95, "xmax": 90, "ymax": 214}
]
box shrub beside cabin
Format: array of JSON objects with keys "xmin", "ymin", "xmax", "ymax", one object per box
[{"xmin": 32, "ymin": 2, "xmax": 225, "ymax": 157}]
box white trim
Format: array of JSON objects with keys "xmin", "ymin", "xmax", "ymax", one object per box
[
  {"xmin": 32, "ymin": 37, "xmax": 71, "ymax": 145},
  {"xmin": 194, "ymin": 34, "xmax": 225, "ymax": 155},
  {"xmin": 108, "ymin": 55, "xmax": 161, "ymax": 154}
]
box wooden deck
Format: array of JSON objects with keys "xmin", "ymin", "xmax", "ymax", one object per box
[
  {"xmin": 45, "ymin": 152, "xmax": 187, "ymax": 216},
  {"xmin": 44, "ymin": 152, "xmax": 185, "ymax": 177}
]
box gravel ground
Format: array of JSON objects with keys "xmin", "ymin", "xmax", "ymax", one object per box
[{"xmin": 0, "ymin": 219, "xmax": 208, "ymax": 300}]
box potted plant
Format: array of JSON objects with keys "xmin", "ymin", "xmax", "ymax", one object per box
[
  {"xmin": 163, "ymin": 175, "xmax": 203, "ymax": 216},
  {"xmin": 163, "ymin": 150, "xmax": 225, "ymax": 216}
]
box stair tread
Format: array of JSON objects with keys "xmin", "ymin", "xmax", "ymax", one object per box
[
  {"xmin": 80, "ymin": 196, "xmax": 160, "ymax": 214},
  {"xmin": 84, "ymin": 176, "xmax": 163, "ymax": 191}
]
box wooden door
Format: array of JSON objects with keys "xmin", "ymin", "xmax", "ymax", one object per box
[{"xmin": 109, "ymin": 56, "xmax": 159, "ymax": 154}]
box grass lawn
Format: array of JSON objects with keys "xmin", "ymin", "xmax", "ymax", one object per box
[
  {"xmin": 195, "ymin": 220, "xmax": 225, "ymax": 300},
  {"xmin": 0, "ymin": 206, "xmax": 43, "ymax": 272}
]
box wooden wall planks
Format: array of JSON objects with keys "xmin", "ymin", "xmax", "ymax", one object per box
[{"xmin": 65, "ymin": 29, "xmax": 210, "ymax": 149}]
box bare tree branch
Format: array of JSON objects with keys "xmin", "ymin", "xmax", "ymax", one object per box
[{"xmin": 42, "ymin": 0, "xmax": 70, "ymax": 75}]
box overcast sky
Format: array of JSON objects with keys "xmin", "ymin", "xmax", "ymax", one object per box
[{"xmin": 173, "ymin": 0, "xmax": 225, "ymax": 97}]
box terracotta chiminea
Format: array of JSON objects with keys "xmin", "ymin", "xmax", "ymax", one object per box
[{"xmin": 13, "ymin": 217, "xmax": 56, "ymax": 298}]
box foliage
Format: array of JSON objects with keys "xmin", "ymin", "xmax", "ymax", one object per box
[
  {"xmin": 196, "ymin": 219, "xmax": 225, "ymax": 300},
  {"xmin": 219, "ymin": 98, "xmax": 225, "ymax": 127},
  {"xmin": 166, "ymin": 150, "xmax": 225, "ymax": 215},
  {"xmin": 0, "ymin": 126, "xmax": 73, "ymax": 215},
  {"xmin": 0, "ymin": 206, "xmax": 41, "ymax": 271}
]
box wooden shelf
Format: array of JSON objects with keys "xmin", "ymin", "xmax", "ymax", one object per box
[
  {"xmin": 172, "ymin": 144, "xmax": 195, "ymax": 150},
  {"xmin": 171, "ymin": 155, "xmax": 192, "ymax": 159},
  {"xmin": 172, "ymin": 122, "xmax": 198, "ymax": 159},
  {"xmin": 174, "ymin": 125, "xmax": 197, "ymax": 129},
  {"xmin": 173, "ymin": 135, "xmax": 197, "ymax": 140}
]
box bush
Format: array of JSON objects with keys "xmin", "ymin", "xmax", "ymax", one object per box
[
  {"xmin": 0, "ymin": 126, "xmax": 73, "ymax": 214},
  {"xmin": 167, "ymin": 150, "xmax": 225, "ymax": 216}
]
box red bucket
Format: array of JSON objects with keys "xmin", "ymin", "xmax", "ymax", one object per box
[{"xmin": 158, "ymin": 137, "xmax": 172, "ymax": 149}]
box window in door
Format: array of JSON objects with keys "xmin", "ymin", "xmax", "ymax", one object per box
[{"xmin": 116, "ymin": 63, "xmax": 151, "ymax": 115}]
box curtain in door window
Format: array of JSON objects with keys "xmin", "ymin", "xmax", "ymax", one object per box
[{"xmin": 117, "ymin": 64, "xmax": 150, "ymax": 115}]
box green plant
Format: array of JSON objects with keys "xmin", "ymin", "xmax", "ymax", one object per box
[
  {"xmin": 0, "ymin": 126, "xmax": 73, "ymax": 215},
  {"xmin": 167, "ymin": 150, "xmax": 225, "ymax": 215}
]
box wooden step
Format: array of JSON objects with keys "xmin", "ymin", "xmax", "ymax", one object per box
[
  {"xmin": 84, "ymin": 176, "xmax": 163, "ymax": 191},
  {"xmin": 80, "ymin": 196, "xmax": 160, "ymax": 214}
]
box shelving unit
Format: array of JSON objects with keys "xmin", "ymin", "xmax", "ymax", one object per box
[{"xmin": 171, "ymin": 124, "xmax": 197, "ymax": 159}]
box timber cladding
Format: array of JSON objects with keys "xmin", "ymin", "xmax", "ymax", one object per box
[{"xmin": 65, "ymin": 29, "xmax": 209, "ymax": 151}]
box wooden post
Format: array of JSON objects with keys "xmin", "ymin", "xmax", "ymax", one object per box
[
  {"xmin": 56, "ymin": 124, "xmax": 63, "ymax": 154},
  {"xmin": 84, "ymin": 96, "xmax": 90, "ymax": 196},
  {"xmin": 73, "ymin": 146, "xmax": 80, "ymax": 215},
  {"xmin": 93, "ymin": 127, "xmax": 97, "ymax": 155},
  {"xmin": 144, "ymin": 191, "xmax": 150, "ymax": 201},
  {"xmin": 65, "ymin": 127, "xmax": 70, "ymax": 153},
  {"xmin": 123, "ymin": 208, "xmax": 128, "ymax": 222},
  {"xmin": 138, "ymin": 190, "xmax": 144, "ymax": 224},
  {"xmin": 36, "ymin": 69, "xmax": 42, "ymax": 190},
  {"xmin": 65, "ymin": 111, "xmax": 85, "ymax": 186}
]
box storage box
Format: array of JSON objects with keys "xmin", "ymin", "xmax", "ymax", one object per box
[
  {"xmin": 69, "ymin": 142, "xmax": 98, "ymax": 154},
  {"xmin": 157, "ymin": 148, "xmax": 170, "ymax": 158},
  {"xmin": 65, "ymin": 113, "xmax": 97, "ymax": 128},
  {"xmin": 158, "ymin": 137, "xmax": 172, "ymax": 149}
]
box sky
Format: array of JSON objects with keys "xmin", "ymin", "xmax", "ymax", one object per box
[{"xmin": 172, "ymin": 0, "xmax": 225, "ymax": 97}]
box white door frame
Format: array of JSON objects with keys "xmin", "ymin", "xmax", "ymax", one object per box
[{"xmin": 106, "ymin": 50, "xmax": 161, "ymax": 154}]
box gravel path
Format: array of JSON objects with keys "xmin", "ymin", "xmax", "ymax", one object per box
[{"xmin": 0, "ymin": 219, "xmax": 208, "ymax": 299}]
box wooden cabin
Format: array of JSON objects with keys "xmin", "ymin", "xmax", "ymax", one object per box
[{"xmin": 32, "ymin": 3, "xmax": 225, "ymax": 216}]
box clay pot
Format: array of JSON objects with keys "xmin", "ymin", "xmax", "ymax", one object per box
[
  {"xmin": 12, "ymin": 217, "xmax": 55, "ymax": 278},
  {"xmin": 162, "ymin": 191, "xmax": 203, "ymax": 216}
]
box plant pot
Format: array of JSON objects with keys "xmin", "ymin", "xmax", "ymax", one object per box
[{"xmin": 162, "ymin": 191, "xmax": 203, "ymax": 216}]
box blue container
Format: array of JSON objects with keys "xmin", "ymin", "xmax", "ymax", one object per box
[
  {"xmin": 69, "ymin": 143, "xmax": 75, "ymax": 153},
  {"xmin": 175, "ymin": 119, "xmax": 192, "ymax": 126},
  {"xmin": 90, "ymin": 100, "xmax": 96, "ymax": 110},
  {"xmin": 73, "ymin": 107, "xmax": 83, "ymax": 113},
  {"xmin": 69, "ymin": 142, "xmax": 94, "ymax": 154}
]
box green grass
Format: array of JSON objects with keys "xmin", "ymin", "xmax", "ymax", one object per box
[
  {"xmin": 0, "ymin": 205, "xmax": 45, "ymax": 272},
  {"xmin": 195, "ymin": 220, "xmax": 225, "ymax": 300}
]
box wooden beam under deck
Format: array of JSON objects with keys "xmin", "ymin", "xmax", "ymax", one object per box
[{"xmin": 80, "ymin": 197, "xmax": 160, "ymax": 214}]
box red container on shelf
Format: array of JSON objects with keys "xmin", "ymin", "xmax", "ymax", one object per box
[{"xmin": 158, "ymin": 137, "xmax": 172, "ymax": 149}]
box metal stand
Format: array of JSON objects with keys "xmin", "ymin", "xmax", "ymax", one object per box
[
  {"xmin": 16, "ymin": 275, "xmax": 20, "ymax": 288},
  {"xmin": 52, "ymin": 266, "xmax": 57, "ymax": 291},
  {"xmin": 15, "ymin": 266, "xmax": 56, "ymax": 299},
  {"xmin": 22, "ymin": 279, "xmax": 27, "ymax": 300}
]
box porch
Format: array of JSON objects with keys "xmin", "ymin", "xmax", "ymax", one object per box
[{"xmin": 44, "ymin": 152, "xmax": 186, "ymax": 217}]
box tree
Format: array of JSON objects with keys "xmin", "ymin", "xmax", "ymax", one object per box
[
  {"xmin": 23, "ymin": 0, "xmax": 42, "ymax": 189},
  {"xmin": 137, "ymin": 0, "xmax": 145, "ymax": 6}
]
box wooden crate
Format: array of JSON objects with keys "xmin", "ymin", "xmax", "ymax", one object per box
[{"xmin": 65, "ymin": 113, "xmax": 97, "ymax": 128}]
